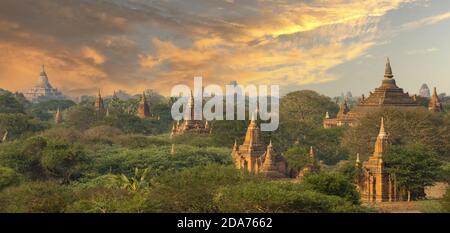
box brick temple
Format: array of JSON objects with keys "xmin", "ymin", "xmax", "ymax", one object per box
[{"xmin": 324, "ymin": 58, "xmax": 423, "ymax": 128}]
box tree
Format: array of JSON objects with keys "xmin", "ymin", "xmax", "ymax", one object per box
[
  {"xmin": 303, "ymin": 172, "xmax": 360, "ymax": 204},
  {"xmin": 29, "ymin": 99, "xmax": 75, "ymax": 121},
  {"xmin": 270, "ymin": 90, "xmax": 343, "ymax": 164},
  {"xmin": 0, "ymin": 113, "xmax": 48, "ymax": 140},
  {"xmin": 41, "ymin": 141, "xmax": 89, "ymax": 184},
  {"xmin": 284, "ymin": 146, "xmax": 310, "ymax": 172},
  {"xmin": 65, "ymin": 105, "xmax": 99, "ymax": 130},
  {"xmin": 116, "ymin": 168, "xmax": 151, "ymax": 192},
  {"xmin": 0, "ymin": 90, "xmax": 25, "ymax": 114},
  {"xmin": 342, "ymin": 108, "xmax": 450, "ymax": 161},
  {"xmin": 384, "ymin": 144, "xmax": 442, "ymax": 200}
]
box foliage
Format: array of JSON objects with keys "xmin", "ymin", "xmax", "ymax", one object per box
[
  {"xmin": 284, "ymin": 146, "xmax": 310, "ymax": 172},
  {"xmin": 29, "ymin": 99, "xmax": 75, "ymax": 121},
  {"xmin": 65, "ymin": 105, "xmax": 98, "ymax": 130},
  {"xmin": 215, "ymin": 181, "xmax": 366, "ymax": 213},
  {"xmin": 441, "ymin": 188, "xmax": 450, "ymax": 212},
  {"xmin": 303, "ymin": 172, "xmax": 360, "ymax": 204},
  {"xmin": 0, "ymin": 113, "xmax": 48, "ymax": 140},
  {"xmin": 90, "ymin": 144, "xmax": 232, "ymax": 176},
  {"xmin": 41, "ymin": 141, "xmax": 90, "ymax": 183},
  {"xmin": 0, "ymin": 166, "xmax": 21, "ymax": 190},
  {"xmin": 0, "ymin": 182, "xmax": 73, "ymax": 213},
  {"xmin": 116, "ymin": 168, "xmax": 152, "ymax": 192},
  {"xmin": 385, "ymin": 144, "xmax": 442, "ymax": 200},
  {"xmin": 0, "ymin": 90, "xmax": 25, "ymax": 114},
  {"xmin": 342, "ymin": 108, "xmax": 450, "ymax": 160},
  {"xmin": 40, "ymin": 127, "xmax": 82, "ymax": 144}
]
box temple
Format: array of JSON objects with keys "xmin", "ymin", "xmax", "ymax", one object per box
[
  {"xmin": 54, "ymin": 108, "xmax": 63, "ymax": 124},
  {"xmin": 23, "ymin": 65, "xmax": 65, "ymax": 103},
  {"xmin": 137, "ymin": 92, "xmax": 151, "ymax": 118},
  {"xmin": 231, "ymin": 115, "xmax": 288, "ymax": 178},
  {"xmin": 171, "ymin": 92, "xmax": 210, "ymax": 136},
  {"xmin": 356, "ymin": 118, "xmax": 404, "ymax": 202},
  {"xmin": 296, "ymin": 146, "xmax": 321, "ymax": 181},
  {"xmin": 428, "ymin": 87, "xmax": 444, "ymax": 112},
  {"xmin": 324, "ymin": 58, "xmax": 422, "ymax": 128},
  {"xmin": 94, "ymin": 89, "xmax": 105, "ymax": 115}
]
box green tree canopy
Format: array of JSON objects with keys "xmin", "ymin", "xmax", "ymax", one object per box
[
  {"xmin": 385, "ymin": 144, "xmax": 442, "ymax": 200},
  {"xmin": 341, "ymin": 108, "xmax": 450, "ymax": 161}
]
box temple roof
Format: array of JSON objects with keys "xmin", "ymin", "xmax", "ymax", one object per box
[
  {"xmin": 357, "ymin": 58, "xmax": 419, "ymax": 107},
  {"xmin": 35, "ymin": 65, "xmax": 53, "ymax": 89}
]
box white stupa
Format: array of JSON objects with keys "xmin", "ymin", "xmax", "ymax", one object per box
[{"xmin": 23, "ymin": 65, "xmax": 64, "ymax": 103}]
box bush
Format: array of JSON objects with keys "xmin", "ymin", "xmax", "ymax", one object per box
[
  {"xmin": 66, "ymin": 187, "xmax": 146, "ymax": 213},
  {"xmin": 442, "ymin": 188, "xmax": 450, "ymax": 212},
  {"xmin": 82, "ymin": 125, "xmax": 123, "ymax": 145},
  {"xmin": 215, "ymin": 181, "xmax": 365, "ymax": 213},
  {"xmin": 303, "ymin": 172, "xmax": 360, "ymax": 204},
  {"xmin": 41, "ymin": 127, "xmax": 82, "ymax": 144},
  {"xmin": 90, "ymin": 145, "xmax": 232, "ymax": 176},
  {"xmin": 113, "ymin": 134, "xmax": 170, "ymax": 149},
  {"xmin": 0, "ymin": 182, "xmax": 73, "ymax": 213},
  {"xmin": 0, "ymin": 167, "xmax": 21, "ymax": 190},
  {"xmin": 41, "ymin": 141, "xmax": 90, "ymax": 183}
]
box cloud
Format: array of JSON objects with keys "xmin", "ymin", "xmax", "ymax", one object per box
[
  {"xmin": 401, "ymin": 11, "xmax": 450, "ymax": 30},
  {"xmin": 0, "ymin": 0, "xmax": 425, "ymax": 96},
  {"xmin": 406, "ymin": 47, "xmax": 438, "ymax": 55},
  {"xmin": 82, "ymin": 47, "xmax": 106, "ymax": 65}
]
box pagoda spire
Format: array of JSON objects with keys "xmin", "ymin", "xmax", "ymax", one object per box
[
  {"xmin": 54, "ymin": 107, "xmax": 63, "ymax": 124},
  {"xmin": 374, "ymin": 117, "xmax": 388, "ymax": 157},
  {"xmin": 384, "ymin": 57, "xmax": 393, "ymax": 79},
  {"xmin": 429, "ymin": 87, "xmax": 444, "ymax": 112},
  {"xmin": 95, "ymin": 89, "xmax": 105, "ymax": 113}
]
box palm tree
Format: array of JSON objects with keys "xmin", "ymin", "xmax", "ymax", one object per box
[{"xmin": 117, "ymin": 168, "xmax": 151, "ymax": 192}]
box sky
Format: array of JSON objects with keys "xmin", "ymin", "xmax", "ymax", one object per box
[{"xmin": 0, "ymin": 0, "xmax": 449, "ymax": 98}]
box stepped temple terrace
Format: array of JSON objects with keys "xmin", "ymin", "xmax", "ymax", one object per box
[
  {"xmin": 231, "ymin": 115, "xmax": 288, "ymax": 178},
  {"xmin": 23, "ymin": 65, "xmax": 64, "ymax": 103},
  {"xmin": 323, "ymin": 58, "xmax": 423, "ymax": 128}
]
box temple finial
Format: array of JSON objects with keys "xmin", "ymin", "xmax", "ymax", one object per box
[
  {"xmin": 379, "ymin": 117, "xmax": 386, "ymax": 136},
  {"xmin": 384, "ymin": 57, "xmax": 393, "ymax": 79}
]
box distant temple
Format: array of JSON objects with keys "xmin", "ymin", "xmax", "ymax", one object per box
[
  {"xmin": 356, "ymin": 118, "xmax": 405, "ymax": 202},
  {"xmin": 231, "ymin": 115, "xmax": 288, "ymax": 178},
  {"xmin": 94, "ymin": 90, "xmax": 105, "ymax": 115},
  {"xmin": 23, "ymin": 65, "xmax": 64, "ymax": 103},
  {"xmin": 324, "ymin": 58, "xmax": 422, "ymax": 128},
  {"xmin": 296, "ymin": 146, "xmax": 321, "ymax": 181},
  {"xmin": 419, "ymin": 84, "xmax": 431, "ymax": 98},
  {"xmin": 136, "ymin": 92, "xmax": 151, "ymax": 118},
  {"xmin": 171, "ymin": 92, "xmax": 210, "ymax": 136},
  {"xmin": 428, "ymin": 87, "xmax": 444, "ymax": 112},
  {"xmin": 54, "ymin": 108, "xmax": 63, "ymax": 124}
]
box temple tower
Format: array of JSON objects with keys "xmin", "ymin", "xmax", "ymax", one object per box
[
  {"xmin": 23, "ymin": 65, "xmax": 64, "ymax": 103},
  {"xmin": 428, "ymin": 87, "xmax": 444, "ymax": 112},
  {"xmin": 137, "ymin": 92, "xmax": 151, "ymax": 118},
  {"xmin": 54, "ymin": 107, "xmax": 63, "ymax": 124},
  {"xmin": 357, "ymin": 118, "xmax": 402, "ymax": 202},
  {"xmin": 171, "ymin": 91, "xmax": 210, "ymax": 136},
  {"xmin": 231, "ymin": 116, "xmax": 287, "ymax": 178},
  {"xmin": 323, "ymin": 58, "xmax": 422, "ymax": 128},
  {"xmin": 95, "ymin": 89, "xmax": 105, "ymax": 114}
]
